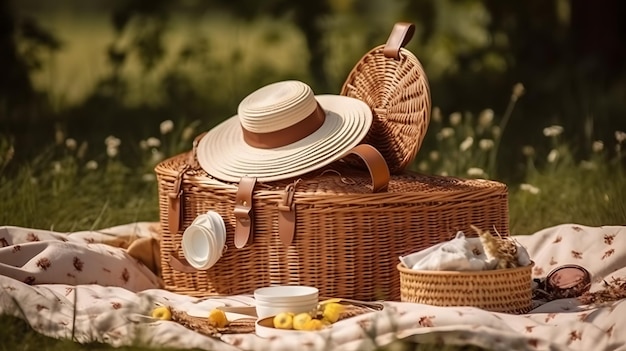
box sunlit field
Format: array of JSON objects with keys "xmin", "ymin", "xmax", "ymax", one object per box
[{"xmin": 1, "ymin": 5, "xmax": 625, "ymax": 351}]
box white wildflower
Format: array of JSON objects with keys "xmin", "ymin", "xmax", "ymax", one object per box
[
  {"xmin": 604, "ymin": 194, "xmax": 610, "ymax": 202},
  {"xmin": 139, "ymin": 140, "xmax": 149, "ymax": 150},
  {"xmin": 460, "ymin": 137, "xmax": 474, "ymax": 151},
  {"xmin": 522, "ymin": 145, "xmax": 535, "ymax": 157},
  {"xmin": 52, "ymin": 161, "xmax": 62, "ymax": 174},
  {"xmin": 580, "ymin": 160, "xmax": 596, "ymax": 170},
  {"xmin": 142, "ymin": 173, "xmax": 156, "ymax": 182},
  {"xmin": 615, "ymin": 130, "xmax": 626, "ymax": 144},
  {"xmin": 467, "ymin": 167, "xmax": 485, "ymax": 177},
  {"xmin": 151, "ymin": 149, "xmax": 164, "ymax": 163},
  {"xmin": 547, "ymin": 149, "xmax": 559, "ymax": 163},
  {"xmin": 431, "ymin": 107, "xmax": 442, "ymax": 123},
  {"xmin": 449, "ymin": 112, "xmax": 462, "ymax": 126},
  {"xmin": 478, "ymin": 109, "xmax": 494, "ymax": 127},
  {"xmin": 65, "ymin": 138, "xmax": 77, "ymax": 150},
  {"xmin": 105, "ymin": 135, "xmax": 121, "ymax": 148},
  {"xmin": 440, "ymin": 171, "xmax": 449, "ymax": 176},
  {"xmin": 592, "ymin": 140, "xmax": 604, "ymax": 153},
  {"xmin": 107, "ymin": 146, "xmax": 119, "ymax": 158},
  {"xmin": 146, "ymin": 137, "xmax": 161, "ymax": 148},
  {"xmin": 160, "ymin": 120, "xmax": 174, "ymax": 135},
  {"xmin": 512, "ymin": 83, "xmax": 525, "ymax": 102},
  {"xmin": 437, "ymin": 127, "xmax": 455, "ymax": 140},
  {"xmin": 543, "ymin": 125, "xmax": 564, "ymax": 137},
  {"xmin": 181, "ymin": 126, "xmax": 195, "ymax": 141},
  {"xmin": 86, "ymin": 160, "xmax": 98, "ymax": 170},
  {"xmin": 520, "ymin": 183, "xmax": 540, "ymax": 194},
  {"xmin": 479, "ymin": 139, "xmax": 494, "ymax": 151},
  {"xmin": 429, "ymin": 151, "xmax": 440, "ymax": 162},
  {"xmin": 417, "ymin": 161, "xmax": 429, "ymax": 172}
]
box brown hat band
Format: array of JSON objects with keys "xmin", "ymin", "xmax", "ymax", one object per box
[{"xmin": 241, "ymin": 103, "xmax": 326, "ymax": 149}]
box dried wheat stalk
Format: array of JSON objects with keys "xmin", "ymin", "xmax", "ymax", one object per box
[{"xmin": 471, "ymin": 225, "xmax": 520, "ymax": 269}]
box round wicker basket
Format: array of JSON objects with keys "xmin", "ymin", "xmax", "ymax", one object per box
[
  {"xmin": 341, "ymin": 22, "xmax": 431, "ymax": 174},
  {"xmin": 397, "ymin": 262, "xmax": 534, "ymax": 314}
]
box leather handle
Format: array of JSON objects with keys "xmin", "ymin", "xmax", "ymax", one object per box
[
  {"xmin": 383, "ymin": 22, "xmax": 415, "ymax": 60},
  {"xmin": 342, "ymin": 144, "xmax": 390, "ymax": 192},
  {"xmin": 277, "ymin": 144, "xmax": 390, "ymax": 247}
]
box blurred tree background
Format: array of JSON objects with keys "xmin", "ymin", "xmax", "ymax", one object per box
[{"xmin": 1, "ymin": 0, "xmax": 625, "ymax": 182}]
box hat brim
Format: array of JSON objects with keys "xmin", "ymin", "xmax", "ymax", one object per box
[{"xmin": 196, "ymin": 94, "xmax": 373, "ymax": 182}]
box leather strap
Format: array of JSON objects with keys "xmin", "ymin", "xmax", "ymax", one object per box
[
  {"xmin": 277, "ymin": 144, "xmax": 390, "ymax": 246},
  {"xmin": 169, "ymin": 250, "xmax": 197, "ymax": 273},
  {"xmin": 233, "ymin": 177, "xmax": 257, "ymax": 248},
  {"xmin": 167, "ymin": 164, "xmax": 189, "ymax": 235},
  {"xmin": 341, "ymin": 144, "xmax": 390, "ymax": 192},
  {"xmin": 278, "ymin": 182, "xmax": 297, "ymax": 246},
  {"xmin": 383, "ymin": 22, "xmax": 415, "ymax": 59}
]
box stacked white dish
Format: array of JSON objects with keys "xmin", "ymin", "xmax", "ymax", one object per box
[
  {"xmin": 181, "ymin": 211, "xmax": 227, "ymax": 270},
  {"xmin": 253, "ymin": 285, "xmax": 319, "ymax": 319}
]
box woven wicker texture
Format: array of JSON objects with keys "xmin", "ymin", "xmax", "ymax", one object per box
[
  {"xmin": 155, "ymin": 152, "xmax": 509, "ymax": 301},
  {"xmin": 340, "ymin": 32, "xmax": 430, "ymax": 173},
  {"xmin": 397, "ymin": 262, "xmax": 534, "ymax": 314}
]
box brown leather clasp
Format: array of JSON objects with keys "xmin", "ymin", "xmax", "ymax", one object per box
[
  {"xmin": 383, "ymin": 22, "xmax": 416, "ymax": 60},
  {"xmin": 278, "ymin": 181, "xmax": 298, "ymax": 246},
  {"xmin": 233, "ymin": 176, "xmax": 257, "ymax": 248},
  {"xmin": 167, "ymin": 164, "xmax": 189, "ymax": 234}
]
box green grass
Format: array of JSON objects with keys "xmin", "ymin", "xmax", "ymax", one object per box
[{"xmin": 1, "ymin": 121, "xmax": 625, "ymax": 351}]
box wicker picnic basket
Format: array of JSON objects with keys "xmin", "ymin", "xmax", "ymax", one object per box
[
  {"xmin": 154, "ymin": 21, "xmax": 510, "ymax": 301},
  {"xmin": 397, "ymin": 262, "xmax": 534, "ymax": 314},
  {"xmin": 155, "ymin": 147, "xmax": 510, "ymax": 301},
  {"xmin": 341, "ymin": 22, "xmax": 430, "ymax": 174}
]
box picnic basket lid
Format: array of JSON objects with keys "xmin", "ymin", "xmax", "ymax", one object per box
[{"xmin": 341, "ymin": 22, "xmax": 431, "ymax": 174}]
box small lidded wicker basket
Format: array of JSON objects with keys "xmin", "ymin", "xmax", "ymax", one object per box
[
  {"xmin": 341, "ymin": 22, "xmax": 430, "ymax": 174},
  {"xmin": 397, "ymin": 262, "xmax": 534, "ymax": 314}
]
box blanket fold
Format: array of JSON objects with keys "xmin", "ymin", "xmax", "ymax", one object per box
[{"xmin": 1, "ymin": 223, "xmax": 625, "ymax": 351}]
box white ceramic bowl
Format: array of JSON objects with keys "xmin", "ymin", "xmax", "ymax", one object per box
[
  {"xmin": 254, "ymin": 286, "xmax": 319, "ymax": 319},
  {"xmin": 254, "ymin": 285, "xmax": 318, "ymax": 301}
]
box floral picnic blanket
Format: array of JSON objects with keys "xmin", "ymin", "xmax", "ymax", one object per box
[{"xmin": 1, "ymin": 222, "xmax": 625, "ymax": 351}]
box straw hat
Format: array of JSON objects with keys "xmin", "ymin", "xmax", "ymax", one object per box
[{"xmin": 195, "ymin": 80, "xmax": 373, "ymax": 182}]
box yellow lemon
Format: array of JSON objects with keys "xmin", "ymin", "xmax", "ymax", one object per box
[
  {"xmin": 292, "ymin": 312, "xmax": 313, "ymax": 330},
  {"xmin": 322, "ymin": 302, "xmax": 345, "ymax": 323},
  {"xmin": 151, "ymin": 306, "xmax": 172, "ymax": 321},
  {"xmin": 302, "ymin": 318, "xmax": 326, "ymax": 331},
  {"xmin": 207, "ymin": 309, "xmax": 229, "ymax": 328},
  {"xmin": 273, "ymin": 312, "xmax": 294, "ymax": 329}
]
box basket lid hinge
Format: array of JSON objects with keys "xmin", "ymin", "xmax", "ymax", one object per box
[
  {"xmin": 383, "ymin": 22, "xmax": 415, "ymax": 60},
  {"xmin": 278, "ymin": 180, "xmax": 298, "ymax": 246},
  {"xmin": 233, "ymin": 176, "xmax": 257, "ymax": 249},
  {"xmin": 167, "ymin": 164, "xmax": 190, "ymax": 235}
]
